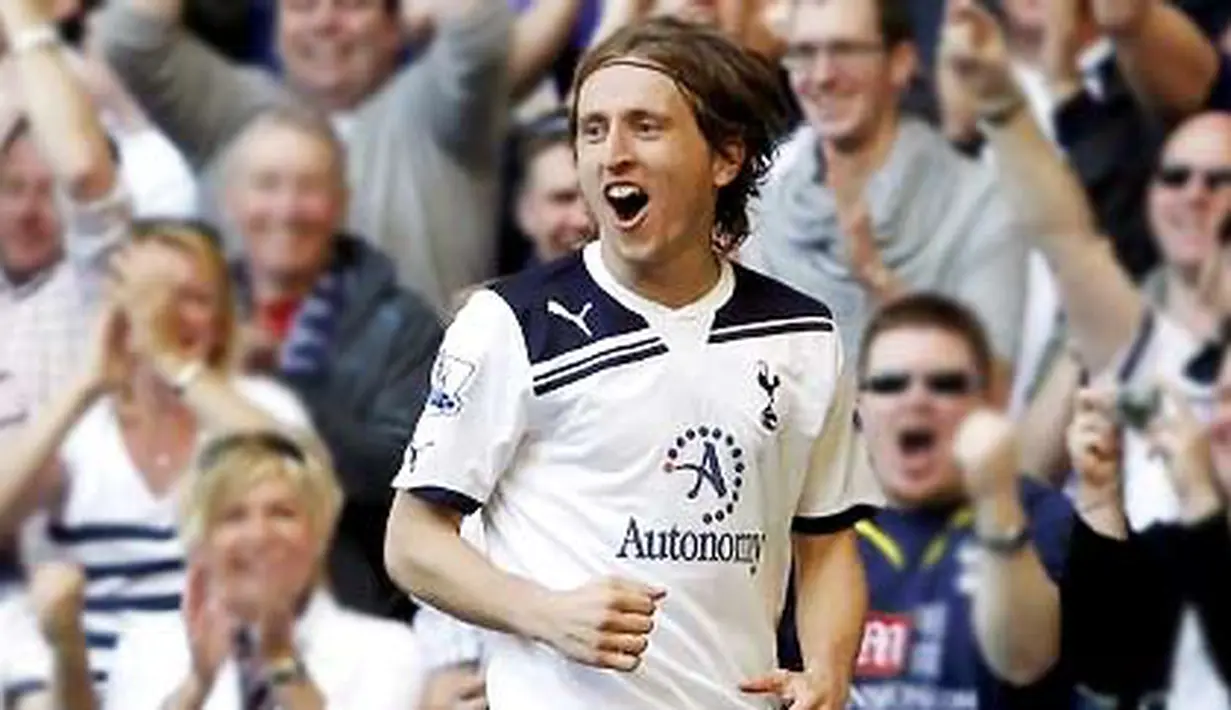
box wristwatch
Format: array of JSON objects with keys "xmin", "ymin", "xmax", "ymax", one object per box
[
  {"xmin": 975, "ymin": 523, "xmax": 1031, "ymax": 555},
  {"xmin": 262, "ymin": 655, "xmax": 309, "ymax": 688}
]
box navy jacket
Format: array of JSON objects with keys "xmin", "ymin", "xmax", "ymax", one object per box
[{"xmin": 234, "ymin": 235, "xmax": 443, "ymax": 618}]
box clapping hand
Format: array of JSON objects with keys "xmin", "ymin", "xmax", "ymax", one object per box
[
  {"xmin": 1066, "ymin": 388, "xmax": 1122, "ymax": 499},
  {"xmin": 108, "ymin": 242, "xmax": 184, "ymax": 363},
  {"xmin": 183, "ymin": 560, "xmax": 237, "ymax": 691},
  {"xmin": 954, "ymin": 409, "xmax": 1020, "ymax": 501},
  {"xmin": 1146, "ymin": 386, "xmax": 1221, "ymax": 524},
  {"xmin": 82, "ymin": 299, "xmax": 130, "ymax": 397}
]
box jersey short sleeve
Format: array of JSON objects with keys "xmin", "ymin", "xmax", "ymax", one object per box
[
  {"xmin": 390, "ymin": 290, "xmax": 531, "ymax": 513},
  {"xmin": 793, "ymin": 368, "xmax": 884, "ymax": 534}
]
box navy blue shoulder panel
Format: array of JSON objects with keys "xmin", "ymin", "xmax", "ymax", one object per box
[
  {"xmin": 714, "ymin": 264, "xmax": 834, "ymax": 330},
  {"xmin": 708, "ymin": 265, "xmax": 835, "ymax": 345},
  {"xmin": 489, "ymin": 253, "xmax": 651, "ymax": 365}
]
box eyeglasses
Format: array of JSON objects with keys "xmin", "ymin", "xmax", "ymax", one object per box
[
  {"xmin": 1154, "ymin": 165, "xmax": 1231, "ymax": 191},
  {"xmin": 196, "ymin": 431, "xmax": 307, "ymax": 472},
  {"xmin": 860, "ymin": 370, "xmax": 978, "ymax": 397},
  {"xmin": 782, "ymin": 40, "xmax": 886, "ymax": 74}
]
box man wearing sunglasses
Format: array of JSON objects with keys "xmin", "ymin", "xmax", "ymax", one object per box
[
  {"xmin": 1140, "ymin": 113, "xmax": 1231, "ymax": 351},
  {"xmin": 778, "ymin": 293, "xmax": 1073, "ymax": 708}
]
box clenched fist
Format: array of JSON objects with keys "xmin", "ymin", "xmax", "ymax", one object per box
[
  {"xmin": 535, "ymin": 577, "xmax": 665, "ymax": 671},
  {"xmin": 954, "ymin": 409, "xmax": 1019, "ymax": 500}
]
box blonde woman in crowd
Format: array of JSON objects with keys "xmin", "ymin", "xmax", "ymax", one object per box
[
  {"xmin": 0, "ymin": 221, "xmax": 311, "ymax": 693},
  {"xmin": 104, "ymin": 431, "xmax": 424, "ymax": 710}
]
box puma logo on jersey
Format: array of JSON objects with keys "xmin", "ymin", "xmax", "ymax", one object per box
[{"xmin": 547, "ymin": 299, "xmax": 594, "ymax": 338}]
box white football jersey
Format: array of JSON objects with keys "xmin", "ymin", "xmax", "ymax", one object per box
[{"xmin": 392, "ymin": 243, "xmax": 882, "ymax": 709}]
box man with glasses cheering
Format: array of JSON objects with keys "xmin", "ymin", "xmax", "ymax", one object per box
[
  {"xmin": 779, "ymin": 293, "xmax": 1075, "ymax": 709},
  {"xmin": 742, "ymin": 0, "xmax": 1026, "ymax": 401}
]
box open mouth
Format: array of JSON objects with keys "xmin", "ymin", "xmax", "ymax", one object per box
[
  {"xmin": 604, "ymin": 183, "xmax": 650, "ymax": 227},
  {"xmin": 898, "ymin": 427, "xmax": 937, "ymax": 457}
]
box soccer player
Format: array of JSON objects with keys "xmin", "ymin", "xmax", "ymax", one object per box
[{"xmin": 385, "ymin": 17, "xmax": 883, "ymax": 710}]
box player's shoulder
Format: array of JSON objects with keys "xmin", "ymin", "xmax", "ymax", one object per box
[
  {"xmin": 712, "ymin": 263, "xmax": 836, "ymax": 344},
  {"xmin": 483, "ymin": 252, "xmax": 654, "ymax": 366}
]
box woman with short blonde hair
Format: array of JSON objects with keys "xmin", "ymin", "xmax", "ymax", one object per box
[{"xmin": 104, "ymin": 432, "xmax": 425, "ymax": 710}]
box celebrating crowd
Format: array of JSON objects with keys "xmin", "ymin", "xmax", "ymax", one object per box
[{"xmin": 2, "ymin": 0, "xmax": 1231, "ymax": 708}]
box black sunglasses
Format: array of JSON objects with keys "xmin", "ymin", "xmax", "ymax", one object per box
[
  {"xmin": 196, "ymin": 431, "xmax": 306, "ymax": 472},
  {"xmin": 1154, "ymin": 165, "xmax": 1231, "ymax": 191},
  {"xmin": 860, "ymin": 370, "xmax": 978, "ymax": 397}
]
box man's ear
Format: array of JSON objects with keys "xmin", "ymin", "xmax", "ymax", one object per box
[
  {"xmin": 713, "ymin": 138, "xmax": 746, "ymax": 188},
  {"xmin": 887, "ymin": 41, "xmax": 919, "ymax": 95}
]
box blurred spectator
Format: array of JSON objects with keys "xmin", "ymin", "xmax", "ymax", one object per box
[
  {"xmin": 780, "ymin": 294, "xmax": 1072, "ymax": 707},
  {"xmin": 1139, "ymin": 114, "xmax": 1231, "ymax": 344},
  {"xmin": 0, "ymin": 224, "xmax": 311, "ymax": 690},
  {"xmin": 0, "ymin": 0, "xmax": 132, "ymax": 589},
  {"xmin": 507, "ymin": 109, "xmax": 593, "ymax": 269},
  {"xmin": 104, "ymin": 431, "xmax": 425, "ymax": 709},
  {"xmin": 941, "ymin": 1, "xmax": 1231, "ymax": 703},
  {"xmin": 223, "ymin": 108, "xmax": 443, "ymax": 619},
  {"xmin": 0, "ymin": 0, "xmax": 127, "ymax": 425},
  {"xmin": 1, "ymin": 564, "xmax": 98, "ymax": 710},
  {"xmin": 96, "ymin": 0, "xmax": 512, "ymax": 313},
  {"xmin": 0, "ymin": 1, "xmax": 198, "ymax": 222},
  {"xmin": 1063, "ymin": 384, "xmax": 1231, "ymax": 707},
  {"xmin": 743, "ymin": 0, "xmax": 1027, "ymax": 394},
  {"xmin": 1016, "ymin": 112, "xmax": 1231, "ymax": 479}
]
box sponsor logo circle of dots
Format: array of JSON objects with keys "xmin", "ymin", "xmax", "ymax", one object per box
[{"xmin": 662, "ymin": 426, "xmax": 744, "ymax": 525}]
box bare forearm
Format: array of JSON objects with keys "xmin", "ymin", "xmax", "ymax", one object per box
[
  {"xmin": 1018, "ymin": 354, "xmax": 1079, "ymax": 483},
  {"xmin": 385, "ymin": 493, "xmax": 554, "ymax": 641},
  {"xmin": 794, "ymin": 531, "xmax": 866, "ymax": 683},
  {"xmin": 508, "ymin": 0, "xmax": 581, "ymax": 100},
  {"xmin": 984, "ymin": 111, "xmax": 1142, "ymax": 373},
  {"xmin": 0, "ymin": 2, "xmax": 115, "ymax": 200},
  {"xmin": 171, "ymin": 367, "xmax": 284, "ymax": 435},
  {"xmin": 1112, "ymin": 2, "xmax": 1221, "ymax": 117},
  {"xmin": 48, "ymin": 628, "xmax": 98, "ymax": 710},
  {"xmin": 0, "ymin": 380, "xmax": 91, "ymax": 535},
  {"xmin": 971, "ymin": 490, "xmax": 1060, "ymax": 686}
]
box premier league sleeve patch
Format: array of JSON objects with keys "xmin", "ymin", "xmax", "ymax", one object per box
[{"xmin": 426, "ymin": 353, "xmax": 478, "ymax": 417}]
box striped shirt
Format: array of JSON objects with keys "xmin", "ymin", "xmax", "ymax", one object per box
[{"xmin": 38, "ymin": 377, "xmax": 310, "ymax": 689}]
